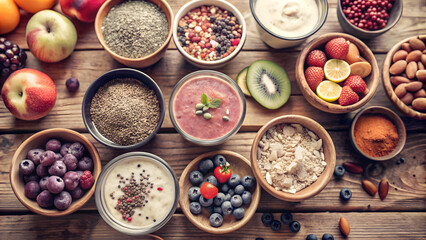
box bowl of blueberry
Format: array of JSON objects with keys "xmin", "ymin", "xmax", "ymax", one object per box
[
  {"xmin": 9, "ymin": 128, "xmax": 101, "ymax": 216},
  {"xmin": 179, "ymin": 150, "xmax": 260, "ymax": 234}
]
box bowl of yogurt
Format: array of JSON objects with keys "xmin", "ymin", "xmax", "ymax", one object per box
[
  {"xmin": 250, "ymin": 0, "xmax": 328, "ymax": 48},
  {"xmin": 95, "ymin": 152, "xmax": 179, "ymax": 235}
]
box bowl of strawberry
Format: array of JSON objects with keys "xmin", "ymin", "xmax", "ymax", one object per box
[
  {"xmin": 179, "ymin": 150, "xmax": 260, "ymax": 234},
  {"xmin": 296, "ymin": 33, "xmax": 379, "ymax": 113}
]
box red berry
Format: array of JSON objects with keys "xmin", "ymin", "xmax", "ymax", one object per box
[
  {"xmin": 80, "ymin": 170, "xmax": 95, "ymax": 190},
  {"xmin": 339, "ymin": 86, "xmax": 359, "ymax": 106},
  {"xmin": 231, "ymin": 38, "xmax": 240, "ymax": 46},
  {"xmin": 127, "ymin": 217, "xmax": 132, "ymax": 222},
  {"xmin": 306, "ymin": 50, "xmax": 327, "ymax": 67},
  {"xmin": 305, "ymin": 66, "xmax": 324, "ymax": 91},
  {"xmin": 325, "ymin": 37, "xmax": 350, "ymax": 60}
]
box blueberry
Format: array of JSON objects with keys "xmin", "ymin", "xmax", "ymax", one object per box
[
  {"xmin": 213, "ymin": 206, "xmax": 222, "ymax": 215},
  {"xmin": 228, "ymin": 174, "xmax": 241, "ymax": 187},
  {"xmin": 62, "ymin": 154, "xmax": 77, "ymax": 171},
  {"xmin": 271, "ymin": 220, "xmax": 281, "ymax": 231},
  {"xmin": 188, "ymin": 186, "xmax": 201, "ymax": 201},
  {"xmin": 213, "ymin": 192, "xmax": 225, "ymax": 206},
  {"xmin": 242, "ymin": 191, "xmax": 252, "ymax": 205},
  {"xmin": 306, "ymin": 234, "xmax": 318, "ymax": 240},
  {"xmin": 189, "ymin": 202, "xmax": 202, "ymax": 215},
  {"xmin": 221, "ymin": 183, "xmax": 230, "ymax": 193},
  {"xmin": 25, "ymin": 181, "xmax": 41, "ymax": 199},
  {"xmin": 340, "ymin": 188, "xmax": 352, "ymax": 201},
  {"xmin": 241, "ymin": 175, "xmax": 256, "ymax": 190},
  {"xmin": 209, "ymin": 16, "xmax": 216, "ymax": 23},
  {"xmin": 36, "ymin": 190, "xmax": 54, "ymax": 208},
  {"xmin": 199, "ymin": 196, "xmax": 213, "ymax": 207},
  {"xmin": 70, "ymin": 186, "xmax": 84, "ymax": 199},
  {"xmin": 66, "ymin": 77, "xmax": 80, "ymax": 92},
  {"xmin": 334, "ymin": 165, "xmax": 345, "ymax": 177},
  {"xmin": 199, "ymin": 158, "xmax": 214, "ymax": 174},
  {"xmin": 40, "ymin": 150, "xmax": 56, "ymax": 166},
  {"xmin": 209, "ymin": 213, "xmax": 223, "ymax": 227},
  {"xmin": 48, "ymin": 161, "xmax": 67, "ymax": 177},
  {"xmin": 54, "ymin": 153, "xmax": 63, "ymax": 161},
  {"xmin": 224, "ymin": 193, "xmax": 232, "ymax": 201},
  {"xmin": 27, "ymin": 148, "xmax": 45, "ymax": 165},
  {"xmin": 290, "ymin": 221, "xmax": 301, "ymax": 232},
  {"xmin": 205, "ymin": 175, "xmax": 218, "ymax": 187},
  {"xmin": 280, "ymin": 212, "xmax": 293, "ymax": 225},
  {"xmin": 77, "ymin": 156, "xmax": 93, "ymax": 171},
  {"xmin": 19, "ymin": 159, "xmax": 35, "ymax": 175},
  {"xmin": 189, "ymin": 170, "xmax": 203, "ymax": 185},
  {"xmin": 221, "ymin": 201, "xmax": 233, "ymax": 215},
  {"xmin": 45, "ymin": 139, "xmax": 61, "ymax": 152},
  {"xmin": 234, "ymin": 184, "xmax": 245, "ymax": 195},
  {"xmin": 54, "ymin": 191, "xmax": 72, "ymax": 210},
  {"xmin": 261, "ymin": 213, "xmax": 274, "ymax": 226},
  {"xmin": 69, "ymin": 142, "xmax": 85, "ymax": 159},
  {"xmin": 322, "ymin": 233, "xmax": 334, "ymax": 240},
  {"xmin": 228, "ymin": 189, "xmax": 235, "ymax": 197},
  {"xmin": 36, "ymin": 164, "xmax": 48, "ymax": 177},
  {"xmin": 39, "ymin": 176, "xmax": 49, "ymax": 191},
  {"xmin": 233, "ymin": 207, "xmax": 245, "ymax": 220},
  {"xmin": 231, "ymin": 195, "xmax": 242, "ymax": 208},
  {"xmin": 213, "ymin": 154, "xmax": 228, "ymax": 167},
  {"xmin": 47, "ymin": 176, "xmax": 64, "ymax": 194},
  {"xmin": 60, "ymin": 143, "xmax": 72, "ymax": 157},
  {"xmin": 23, "ymin": 174, "xmax": 39, "ymax": 184},
  {"xmin": 63, "ymin": 171, "xmax": 79, "ymax": 191}
]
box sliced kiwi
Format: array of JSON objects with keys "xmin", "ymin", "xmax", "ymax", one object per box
[
  {"xmin": 246, "ymin": 60, "xmax": 291, "ymax": 109},
  {"xmin": 236, "ymin": 67, "xmax": 251, "ymax": 97}
]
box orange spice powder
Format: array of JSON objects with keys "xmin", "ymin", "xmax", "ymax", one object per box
[{"xmin": 354, "ymin": 114, "xmax": 399, "ymax": 157}]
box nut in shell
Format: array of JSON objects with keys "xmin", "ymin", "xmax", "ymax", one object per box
[
  {"xmin": 379, "ymin": 178, "xmax": 389, "ymax": 200},
  {"xmin": 362, "ymin": 179, "xmax": 378, "ymax": 196},
  {"xmin": 339, "ymin": 216, "xmax": 350, "ymax": 236}
]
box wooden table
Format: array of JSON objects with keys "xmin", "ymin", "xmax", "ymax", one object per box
[{"xmin": 1, "ymin": 0, "xmax": 425, "ymax": 239}]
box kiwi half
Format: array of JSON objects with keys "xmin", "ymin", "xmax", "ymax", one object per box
[
  {"xmin": 236, "ymin": 67, "xmax": 251, "ymax": 97},
  {"xmin": 246, "ymin": 60, "xmax": 291, "ymax": 109}
]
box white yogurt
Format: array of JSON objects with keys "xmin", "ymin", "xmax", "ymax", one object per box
[{"xmin": 255, "ymin": 0, "xmax": 319, "ymax": 38}]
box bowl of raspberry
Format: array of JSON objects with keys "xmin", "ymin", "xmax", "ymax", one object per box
[{"xmin": 9, "ymin": 128, "xmax": 101, "ymax": 216}]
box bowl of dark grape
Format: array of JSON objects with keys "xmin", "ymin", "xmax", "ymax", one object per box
[
  {"xmin": 9, "ymin": 128, "xmax": 101, "ymax": 216},
  {"xmin": 179, "ymin": 150, "xmax": 260, "ymax": 234}
]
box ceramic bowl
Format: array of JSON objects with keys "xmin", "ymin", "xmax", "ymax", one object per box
[
  {"xmin": 337, "ymin": 0, "xmax": 403, "ymax": 39},
  {"xmin": 350, "ymin": 106, "xmax": 406, "ymax": 161},
  {"xmin": 173, "ymin": 0, "xmax": 247, "ymax": 69},
  {"xmin": 95, "ymin": 0, "xmax": 173, "ymax": 68},
  {"xmin": 9, "ymin": 128, "xmax": 101, "ymax": 216},
  {"xmin": 250, "ymin": 115, "xmax": 336, "ymax": 202},
  {"xmin": 295, "ymin": 33, "xmax": 380, "ymax": 114},
  {"xmin": 82, "ymin": 68, "xmax": 165, "ymax": 149},
  {"xmin": 382, "ymin": 35, "xmax": 426, "ymax": 120},
  {"xmin": 179, "ymin": 150, "xmax": 260, "ymax": 234}
]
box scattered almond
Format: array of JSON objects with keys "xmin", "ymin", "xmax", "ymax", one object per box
[
  {"xmin": 406, "ymin": 61, "xmax": 418, "ymax": 79},
  {"xmin": 406, "ymin": 50, "xmax": 422, "ymax": 62},
  {"xmin": 339, "ymin": 216, "xmax": 350, "ymax": 236},
  {"xmin": 345, "ymin": 43, "xmax": 362, "ymax": 64},
  {"xmin": 342, "ymin": 162, "xmax": 363, "ymax": 174},
  {"xmin": 414, "ymin": 89, "xmax": 426, "ymax": 98},
  {"xmin": 417, "ymin": 70, "xmax": 426, "ymax": 82},
  {"xmin": 401, "ymin": 42, "xmax": 412, "ymax": 52},
  {"xmin": 405, "ymin": 81, "xmax": 423, "ymax": 92},
  {"xmin": 379, "ymin": 178, "xmax": 389, "ymax": 200},
  {"xmin": 400, "ymin": 92, "xmax": 414, "ymax": 105},
  {"xmin": 394, "ymin": 83, "xmax": 407, "ymax": 98},
  {"xmin": 350, "ymin": 61, "xmax": 371, "ymax": 78},
  {"xmin": 409, "ymin": 38, "xmax": 426, "ymax": 51},
  {"xmin": 362, "ymin": 179, "xmax": 378, "ymax": 196},
  {"xmin": 390, "ymin": 60, "xmax": 407, "ymax": 75},
  {"xmin": 412, "ymin": 98, "xmax": 426, "ymax": 111},
  {"xmin": 392, "ymin": 49, "xmax": 408, "ymax": 62},
  {"xmin": 390, "ymin": 76, "xmax": 410, "ymax": 85}
]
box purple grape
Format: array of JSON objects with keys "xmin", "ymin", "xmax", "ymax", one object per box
[
  {"xmin": 25, "ymin": 181, "xmax": 41, "ymax": 199},
  {"xmin": 24, "ymin": 174, "xmax": 40, "ymax": 184},
  {"xmin": 54, "ymin": 191, "xmax": 72, "ymax": 210},
  {"xmin": 39, "ymin": 176, "xmax": 49, "ymax": 190},
  {"xmin": 36, "ymin": 164, "xmax": 48, "ymax": 177},
  {"xmin": 66, "ymin": 77, "xmax": 79, "ymax": 92},
  {"xmin": 64, "ymin": 171, "xmax": 79, "ymax": 191},
  {"xmin": 47, "ymin": 176, "xmax": 64, "ymax": 194},
  {"xmin": 36, "ymin": 190, "xmax": 54, "ymax": 208},
  {"xmin": 70, "ymin": 186, "xmax": 84, "ymax": 200},
  {"xmin": 60, "ymin": 143, "xmax": 72, "ymax": 156},
  {"xmin": 19, "ymin": 159, "xmax": 35, "ymax": 175},
  {"xmin": 27, "ymin": 149, "xmax": 45, "ymax": 165},
  {"xmin": 63, "ymin": 154, "xmax": 77, "ymax": 171},
  {"xmin": 69, "ymin": 142, "xmax": 85, "ymax": 159},
  {"xmin": 40, "ymin": 150, "xmax": 56, "ymax": 166},
  {"xmin": 45, "ymin": 139, "xmax": 61, "ymax": 152},
  {"xmin": 48, "ymin": 161, "xmax": 67, "ymax": 177},
  {"xmin": 54, "ymin": 153, "xmax": 63, "ymax": 161},
  {"xmin": 77, "ymin": 156, "xmax": 93, "ymax": 171}
]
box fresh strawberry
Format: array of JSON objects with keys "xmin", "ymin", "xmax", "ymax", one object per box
[
  {"xmin": 80, "ymin": 170, "xmax": 95, "ymax": 190},
  {"xmin": 344, "ymin": 75, "xmax": 367, "ymax": 94},
  {"xmin": 338, "ymin": 86, "xmax": 359, "ymax": 106},
  {"xmin": 305, "ymin": 66, "xmax": 324, "ymax": 91},
  {"xmin": 306, "ymin": 50, "xmax": 327, "ymax": 67},
  {"xmin": 325, "ymin": 37, "xmax": 350, "ymax": 60}
]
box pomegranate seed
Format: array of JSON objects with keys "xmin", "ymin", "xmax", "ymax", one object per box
[
  {"xmin": 127, "ymin": 217, "xmax": 132, "ymax": 222},
  {"xmin": 157, "ymin": 187, "xmax": 163, "ymax": 191}
]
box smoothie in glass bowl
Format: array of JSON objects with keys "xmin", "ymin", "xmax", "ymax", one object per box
[{"xmin": 169, "ymin": 70, "xmax": 246, "ymax": 146}]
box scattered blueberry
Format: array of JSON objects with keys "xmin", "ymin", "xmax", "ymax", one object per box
[
  {"xmin": 242, "ymin": 191, "xmax": 252, "ymax": 205},
  {"xmin": 188, "ymin": 186, "xmax": 201, "ymax": 201},
  {"xmin": 189, "ymin": 170, "xmax": 203, "ymax": 185},
  {"xmin": 271, "ymin": 220, "xmax": 282, "ymax": 231},
  {"xmin": 213, "ymin": 154, "xmax": 228, "ymax": 167},
  {"xmin": 213, "ymin": 206, "xmax": 223, "ymax": 215},
  {"xmin": 234, "ymin": 184, "xmax": 245, "ymax": 195},
  {"xmin": 213, "ymin": 192, "xmax": 225, "ymax": 206},
  {"xmin": 334, "ymin": 165, "xmax": 345, "ymax": 177},
  {"xmin": 233, "ymin": 207, "xmax": 245, "ymax": 220},
  {"xmin": 199, "ymin": 158, "xmax": 214, "ymax": 174},
  {"xmin": 261, "ymin": 213, "xmax": 274, "ymax": 226},
  {"xmin": 290, "ymin": 221, "xmax": 301, "ymax": 232},
  {"xmin": 231, "ymin": 195, "xmax": 242, "ymax": 208},
  {"xmin": 189, "ymin": 202, "xmax": 202, "ymax": 215},
  {"xmin": 19, "ymin": 159, "xmax": 35, "ymax": 175},
  {"xmin": 340, "ymin": 188, "xmax": 352, "ymax": 201},
  {"xmin": 220, "ymin": 183, "xmax": 230, "ymax": 193},
  {"xmin": 280, "ymin": 212, "xmax": 293, "ymax": 225},
  {"xmin": 228, "ymin": 174, "xmax": 241, "ymax": 187},
  {"xmin": 221, "ymin": 201, "xmax": 233, "ymax": 215},
  {"xmin": 199, "ymin": 195, "xmax": 213, "ymax": 207},
  {"xmin": 66, "ymin": 77, "xmax": 80, "ymax": 92},
  {"xmin": 205, "ymin": 175, "xmax": 218, "ymax": 187},
  {"xmin": 306, "ymin": 234, "xmax": 318, "ymax": 240},
  {"xmin": 209, "ymin": 213, "xmax": 223, "ymax": 227},
  {"xmin": 241, "ymin": 175, "xmax": 256, "ymax": 189},
  {"xmin": 322, "ymin": 233, "xmax": 334, "ymax": 240}
]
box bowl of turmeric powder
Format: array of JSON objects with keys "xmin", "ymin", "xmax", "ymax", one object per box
[{"xmin": 350, "ymin": 106, "xmax": 406, "ymax": 161}]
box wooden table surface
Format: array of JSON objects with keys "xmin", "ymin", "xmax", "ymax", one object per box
[{"xmin": 1, "ymin": 0, "xmax": 426, "ymax": 239}]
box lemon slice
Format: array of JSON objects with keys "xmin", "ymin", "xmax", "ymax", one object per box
[
  {"xmin": 316, "ymin": 80, "xmax": 342, "ymax": 102},
  {"xmin": 324, "ymin": 59, "xmax": 351, "ymax": 83}
]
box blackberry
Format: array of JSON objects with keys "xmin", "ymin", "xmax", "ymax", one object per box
[{"xmin": 0, "ymin": 37, "xmax": 27, "ymax": 78}]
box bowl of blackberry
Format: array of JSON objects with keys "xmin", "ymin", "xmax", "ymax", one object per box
[{"xmin": 179, "ymin": 150, "xmax": 260, "ymax": 234}]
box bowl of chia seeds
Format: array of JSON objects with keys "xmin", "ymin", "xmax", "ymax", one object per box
[
  {"xmin": 95, "ymin": 0, "xmax": 173, "ymax": 68},
  {"xmin": 82, "ymin": 68, "xmax": 165, "ymax": 149}
]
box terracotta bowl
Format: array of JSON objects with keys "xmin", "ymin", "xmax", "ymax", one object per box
[
  {"xmin": 296, "ymin": 33, "xmax": 380, "ymax": 113},
  {"xmin": 9, "ymin": 128, "xmax": 101, "ymax": 216},
  {"xmin": 382, "ymin": 35, "xmax": 426, "ymax": 120},
  {"xmin": 95, "ymin": 0, "xmax": 173, "ymax": 68},
  {"xmin": 350, "ymin": 106, "xmax": 406, "ymax": 161},
  {"xmin": 179, "ymin": 150, "xmax": 260, "ymax": 234},
  {"xmin": 250, "ymin": 115, "xmax": 336, "ymax": 202}
]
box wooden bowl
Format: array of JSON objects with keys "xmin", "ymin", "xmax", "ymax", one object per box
[
  {"xmin": 9, "ymin": 128, "xmax": 101, "ymax": 216},
  {"xmin": 179, "ymin": 150, "xmax": 260, "ymax": 234},
  {"xmin": 296, "ymin": 33, "xmax": 380, "ymax": 113},
  {"xmin": 382, "ymin": 35, "xmax": 426, "ymax": 120},
  {"xmin": 95, "ymin": 0, "xmax": 173, "ymax": 68},
  {"xmin": 250, "ymin": 115, "xmax": 336, "ymax": 202},
  {"xmin": 350, "ymin": 106, "xmax": 406, "ymax": 161}
]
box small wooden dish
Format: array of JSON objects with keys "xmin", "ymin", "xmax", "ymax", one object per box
[
  {"xmin": 295, "ymin": 33, "xmax": 380, "ymax": 113},
  {"xmin": 9, "ymin": 128, "xmax": 101, "ymax": 217},
  {"xmin": 250, "ymin": 115, "xmax": 336, "ymax": 202},
  {"xmin": 95, "ymin": 0, "xmax": 173, "ymax": 68},
  {"xmin": 382, "ymin": 35, "xmax": 426, "ymax": 120},
  {"xmin": 179, "ymin": 150, "xmax": 260, "ymax": 234}
]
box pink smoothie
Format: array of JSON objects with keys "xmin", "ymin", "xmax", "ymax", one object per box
[{"xmin": 173, "ymin": 76, "xmax": 243, "ymax": 140}]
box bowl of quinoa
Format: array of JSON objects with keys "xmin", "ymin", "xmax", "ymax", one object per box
[{"xmin": 173, "ymin": 0, "xmax": 247, "ymax": 69}]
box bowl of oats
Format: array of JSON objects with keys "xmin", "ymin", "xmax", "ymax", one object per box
[{"xmin": 250, "ymin": 115, "xmax": 336, "ymax": 202}]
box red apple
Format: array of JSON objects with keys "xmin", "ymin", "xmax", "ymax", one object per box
[
  {"xmin": 60, "ymin": 0, "xmax": 107, "ymax": 23},
  {"xmin": 1, "ymin": 68, "xmax": 56, "ymax": 120}
]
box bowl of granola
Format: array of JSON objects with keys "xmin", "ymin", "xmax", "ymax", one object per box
[{"xmin": 250, "ymin": 115, "xmax": 336, "ymax": 202}]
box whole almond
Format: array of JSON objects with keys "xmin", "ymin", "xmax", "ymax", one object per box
[
  {"xmin": 342, "ymin": 162, "xmax": 363, "ymax": 174},
  {"xmin": 392, "ymin": 49, "xmax": 408, "ymax": 62},
  {"xmin": 389, "ymin": 60, "xmax": 407, "ymax": 75},
  {"xmin": 409, "ymin": 38, "xmax": 426, "ymax": 51},
  {"xmin": 394, "ymin": 83, "xmax": 407, "ymax": 98},
  {"xmin": 418, "ymin": 70, "xmax": 426, "ymax": 82},
  {"xmin": 401, "ymin": 43, "xmax": 412, "ymax": 52},
  {"xmin": 419, "ymin": 62, "xmax": 425, "ymax": 70},
  {"xmin": 400, "ymin": 92, "xmax": 414, "ymax": 105},
  {"xmin": 362, "ymin": 179, "xmax": 378, "ymax": 196},
  {"xmin": 422, "ymin": 54, "xmax": 426, "ymax": 66},
  {"xmin": 405, "ymin": 81, "xmax": 423, "ymax": 92},
  {"xmin": 406, "ymin": 50, "xmax": 422, "ymax": 62},
  {"xmin": 379, "ymin": 178, "xmax": 389, "ymax": 200},
  {"xmin": 390, "ymin": 76, "xmax": 410, "ymax": 85},
  {"xmin": 406, "ymin": 61, "xmax": 418, "ymax": 79},
  {"xmin": 414, "ymin": 89, "xmax": 426, "ymax": 98},
  {"xmin": 339, "ymin": 216, "xmax": 351, "ymax": 236},
  {"xmin": 412, "ymin": 98, "xmax": 426, "ymax": 111}
]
